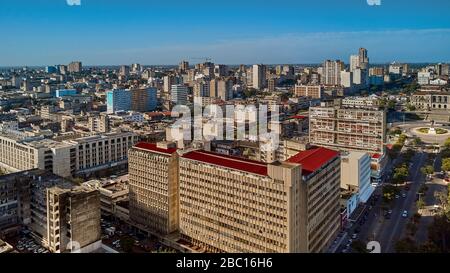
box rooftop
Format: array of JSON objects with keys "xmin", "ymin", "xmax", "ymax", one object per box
[
  {"xmin": 287, "ymin": 147, "xmax": 340, "ymax": 175},
  {"xmin": 134, "ymin": 142, "xmax": 177, "ymax": 155},
  {"xmin": 182, "ymin": 150, "xmax": 268, "ymax": 176}
]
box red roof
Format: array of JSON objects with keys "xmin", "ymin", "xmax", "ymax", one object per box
[
  {"xmin": 290, "ymin": 115, "xmax": 308, "ymax": 120},
  {"xmin": 134, "ymin": 142, "xmax": 177, "ymax": 155},
  {"xmin": 372, "ymin": 153, "xmax": 381, "ymax": 159},
  {"xmin": 287, "ymin": 147, "xmax": 340, "ymax": 175},
  {"xmin": 182, "ymin": 150, "xmax": 268, "ymax": 176}
]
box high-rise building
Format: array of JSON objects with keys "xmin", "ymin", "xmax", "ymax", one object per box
[
  {"xmin": 131, "ymin": 63, "xmax": 142, "ymax": 73},
  {"xmin": 45, "ymin": 66, "xmax": 57, "ymax": 74},
  {"xmin": 294, "ymin": 85, "xmax": 323, "ymax": 99},
  {"xmin": 106, "ymin": 89, "xmax": 132, "ymax": 114},
  {"xmin": 171, "ymin": 84, "xmax": 188, "ymax": 105},
  {"xmin": 341, "ymin": 151, "xmax": 374, "ymax": 204},
  {"xmin": 164, "ymin": 75, "xmax": 182, "ymax": 93},
  {"xmin": 252, "ymin": 64, "xmax": 267, "ymax": 90},
  {"xmin": 358, "ymin": 48, "xmax": 369, "ymax": 70},
  {"xmin": 68, "ymin": 61, "xmax": 82, "ymax": 73},
  {"xmin": 340, "ymin": 71, "xmax": 353, "ymax": 88},
  {"xmin": 309, "ymin": 102, "xmax": 387, "ymax": 154},
  {"xmin": 214, "ymin": 65, "xmax": 229, "ymax": 78},
  {"xmin": 131, "ymin": 87, "xmax": 158, "ymax": 112},
  {"xmin": 322, "ymin": 60, "xmax": 345, "ymax": 86},
  {"xmin": 179, "ymin": 61, "xmax": 189, "ymax": 73},
  {"xmin": 193, "ymin": 79, "xmax": 210, "ymax": 97},
  {"xmin": 350, "ymin": 55, "xmax": 360, "ymax": 72},
  {"xmin": 128, "ymin": 142, "xmax": 179, "ymax": 236},
  {"xmin": 216, "ymin": 78, "xmax": 233, "ymax": 101},
  {"xmin": 46, "ymin": 186, "xmax": 101, "ymax": 253},
  {"xmin": 120, "ymin": 65, "xmax": 130, "ymax": 76},
  {"xmin": 178, "ymin": 148, "xmax": 341, "ymax": 253}
]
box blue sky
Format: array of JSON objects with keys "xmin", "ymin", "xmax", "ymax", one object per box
[{"xmin": 1, "ymin": 0, "xmax": 450, "ymax": 65}]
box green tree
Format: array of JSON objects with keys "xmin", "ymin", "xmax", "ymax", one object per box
[
  {"xmin": 442, "ymin": 158, "xmax": 450, "ymax": 172},
  {"xmin": 416, "ymin": 199, "xmax": 426, "ymax": 210},
  {"xmin": 421, "ymin": 165, "xmax": 434, "ymax": 176}
]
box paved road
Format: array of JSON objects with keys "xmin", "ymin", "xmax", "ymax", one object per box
[{"xmin": 354, "ymin": 151, "xmax": 428, "ymax": 253}]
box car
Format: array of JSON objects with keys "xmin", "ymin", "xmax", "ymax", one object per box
[
  {"xmin": 351, "ymin": 233, "xmax": 358, "ymax": 239},
  {"xmin": 388, "ymin": 210, "xmax": 393, "ymax": 214},
  {"xmin": 402, "ymin": 193, "xmax": 407, "ymax": 198},
  {"xmin": 395, "ymin": 195, "xmax": 400, "ymax": 199},
  {"xmin": 342, "ymin": 249, "xmax": 348, "ymax": 253},
  {"xmin": 402, "ymin": 211, "xmax": 408, "ymax": 218}
]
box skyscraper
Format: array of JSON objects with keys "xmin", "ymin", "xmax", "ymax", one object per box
[
  {"xmin": 358, "ymin": 48, "xmax": 369, "ymax": 70},
  {"xmin": 171, "ymin": 84, "xmax": 188, "ymax": 105},
  {"xmin": 252, "ymin": 64, "xmax": 267, "ymax": 90},
  {"xmin": 179, "ymin": 61, "xmax": 189, "ymax": 73},
  {"xmin": 68, "ymin": 61, "xmax": 82, "ymax": 73},
  {"xmin": 323, "ymin": 60, "xmax": 345, "ymax": 86},
  {"xmin": 350, "ymin": 55, "xmax": 360, "ymax": 72},
  {"xmin": 131, "ymin": 87, "xmax": 158, "ymax": 112},
  {"xmin": 120, "ymin": 65, "xmax": 130, "ymax": 76},
  {"xmin": 106, "ymin": 89, "xmax": 132, "ymax": 114}
]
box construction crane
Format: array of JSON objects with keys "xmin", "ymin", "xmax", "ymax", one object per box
[{"xmin": 190, "ymin": 57, "xmax": 213, "ymax": 63}]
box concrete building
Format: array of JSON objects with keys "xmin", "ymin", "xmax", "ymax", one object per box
[
  {"xmin": 309, "ymin": 102, "xmax": 387, "ymax": 154},
  {"xmin": 294, "ymin": 85, "xmax": 323, "ymax": 99},
  {"xmin": 340, "ymin": 152, "xmax": 373, "ymax": 204},
  {"xmin": 88, "ymin": 113, "xmax": 110, "ymax": 133},
  {"xmin": 128, "ymin": 142, "xmax": 179, "ymax": 235},
  {"xmin": 46, "ymin": 186, "xmax": 101, "ymax": 253},
  {"xmin": 171, "ymin": 84, "xmax": 188, "ymax": 105},
  {"xmin": 322, "ymin": 60, "xmax": 345, "ymax": 86},
  {"xmin": 178, "ymin": 147, "xmax": 340, "ymax": 253},
  {"xmin": 411, "ymin": 91, "xmax": 450, "ymax": 111},
  {"xmin": 55, "ymin": 89, "xmax": 78, "ymax": 98},
  {"xmin": 106, "ymin": 89, "xmax": 132, "ymax": 114},
  {"xmin": 216, "ymin": 78, "xmax": 234, "ymax": 101},
  {"xmin": 68, "ymin": 61, "xmax": 82, "ymax": 73},
  {"xmin": 131, "ymin": 87, "xmax": 158, "ymax": 112},
  {"xmin": 252, "ymin": 64, "xmax": 267, "ymax": 90},
  {"xmin": 418, "ymin": 71, "xmax": 432, "ymax": 85}
]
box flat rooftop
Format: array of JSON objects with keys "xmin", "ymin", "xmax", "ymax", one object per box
[
  {"xmin": 287, "ymin": 147, "xmax": 340, "ymax": 175},
  {"xmin": 134, "ymin": 142, "xmax": 177, "ymax": 155}
]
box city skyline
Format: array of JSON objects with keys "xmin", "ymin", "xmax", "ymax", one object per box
[{"xmin": 1, "ymin": 0, "xmax": 450, "ymax": 66}]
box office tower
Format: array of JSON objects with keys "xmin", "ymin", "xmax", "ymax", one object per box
[
  {"xmin": 131, "ymin": 63, "xmax": 142, "ymax": 73},
  {"xmin": 268, "ymin": 78, "xmax": 276, "ymax": 92},
  {"xmin": 128, "ymin": 142, "xmax": 179, "ymax": 235},
  {"xmin": 341, "ymin": 151, "xmax": 373, "ymax": 203},
  {"xmin": 131, "ymin": 87, "xmax": 158, "ymax": 112},
  {"xmin": 164, "ymin": 75, "xmax": 182, "ymax": 93},
  {"xmin": 179, "ymin": 148, "xmax": 340, "ymax": 253},
  {"xmin": 309, "ymin": 102, "xmax": 387, "ymax": 154},
  {"xmin": 323, "ymin": 60, "xmax": 345, "ymax": 86},
  {"xmin": 358, "ymin": 48, "xmax": 369, "ymax": 70},
  {"xmin": 120, "ymin": 65, "xmax": 130, "ymax": 76},
  {"xmin": 58, "ymin": 65, "xmax": 67, "ymax": 75},
  {"xmin": 193, "ymin": 79, "xmax": 210, "ymax": 97},
  {"xmin": 340, "ymin": 71, "xmax": 353, "ymax": 88},
  {"xmin": 179, "ymin": 61, "xmax": 189, "ymax": 73},
  {"xmin": 214, "ymin": 65, "xmax": 229, "ymax": 78},
  {"xmin": 252, "ymin": 64, "xmax": 267, "ymax": 90},
  {"xmin": 209, "ymin": 78, "xmax": 218, "ymax": 98},
  {"xmin": 88, "ymin": 113, "xmax": 110, "ymax": 133},
  {"xmin": 106, "ymin": 89, "xmax": 132, "ymax": 114},
  {"xmin": 11, "ymin": 75, "xmax": 22, "ymax": 88},
  {"xmin": 350, "ymin": 55, "xmax": 359, "ymax": 72},
  {"xmin": 46, "ymin": 186, "xmax": 101, "ymax": 253},
  {"xmin": 294, "ymin": 85, "xmax": 323, "ymax": 99},
  {"xmin": 68, "ymin": 61, "xmax": 82, "ymax": 73},
  {"xmin": 352, "ymin": 68, "xmax": 368, "ymax": 86},
  {"xmin": 216, "ymin": 78, "xmax": 233, "ymax": 101},
  {"xmin": 171, "ymin": 84, "xmax": 188, "ymax": 105}
]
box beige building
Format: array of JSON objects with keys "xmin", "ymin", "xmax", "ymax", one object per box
[
  {"xmin": 294, "ymin": 85, "xmax": 323, "ymax": 99},
  {"xmin": 410, "ymin": 91, "xmax": 450, "ymax": 111},
  {"xmin": 88, "ymin": 113, "xmax": 110, "ymax": 133},
  {"xmin": 309, "ymin": 102, "xmax": 386, "ymax": 154},
  {"xmin": 178, "ymin": 147, "xmax": 340, "ymax": 253},
  {"xmin": 128, "ymin": 142, "xmax": 179, "ymax": 235}
]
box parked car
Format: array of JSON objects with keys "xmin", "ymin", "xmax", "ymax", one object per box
[{"xmin": 402, "ymin": 211, "xmax": 408, "ymax": 218}]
